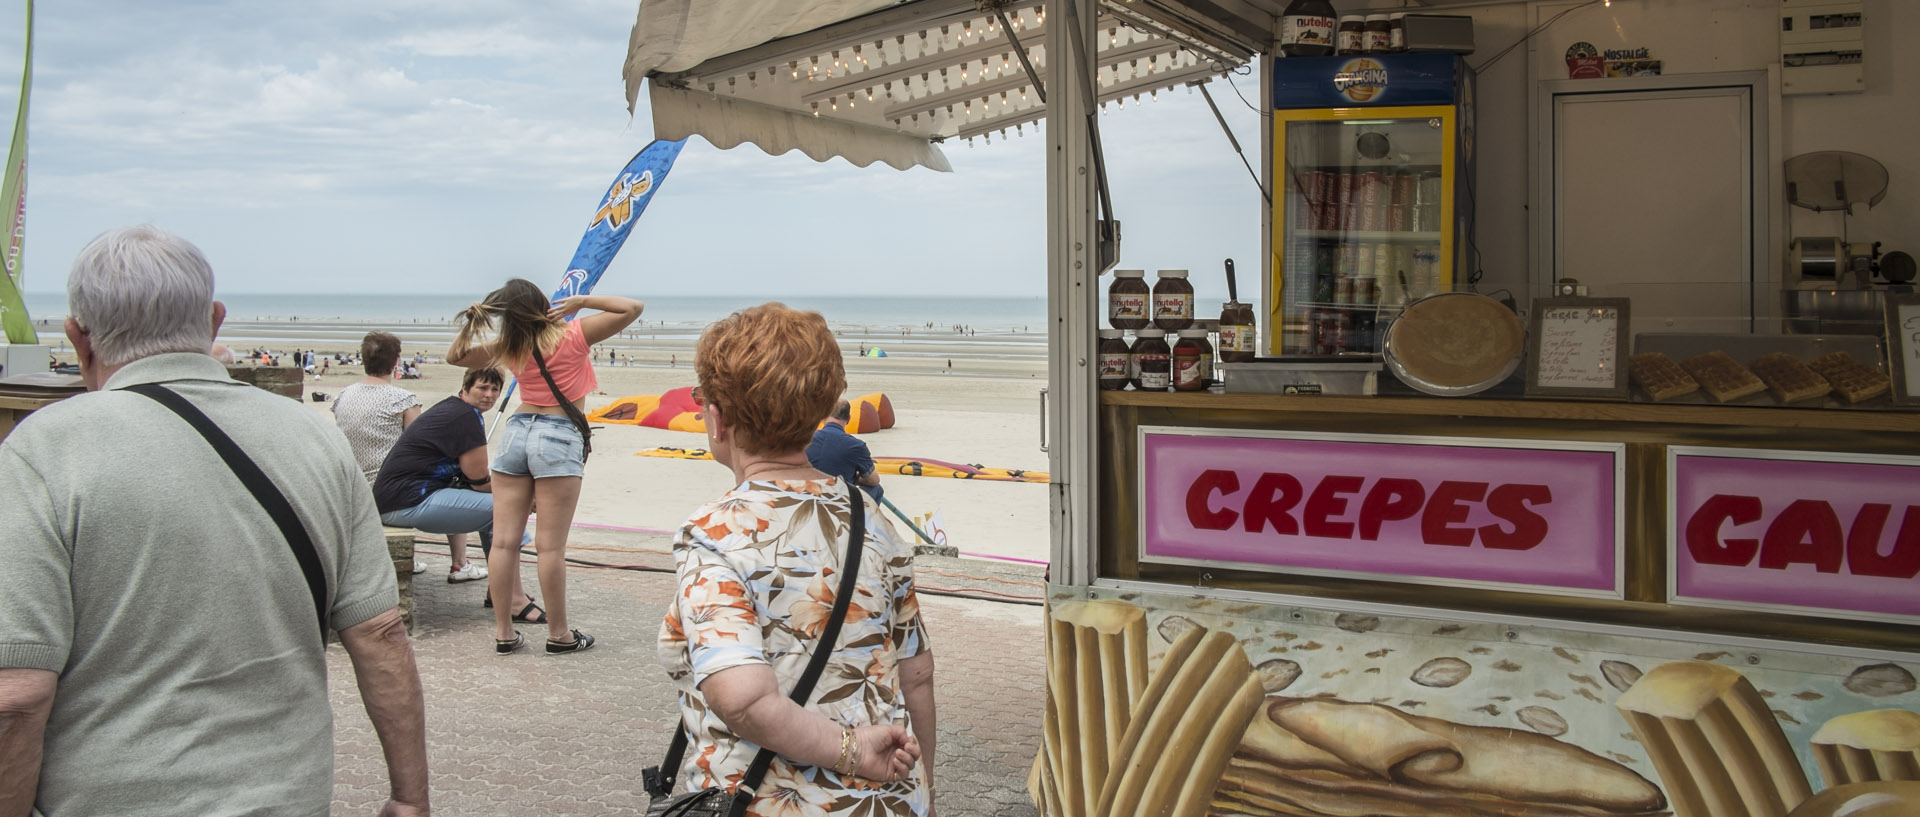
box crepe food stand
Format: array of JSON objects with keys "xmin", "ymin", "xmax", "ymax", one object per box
[{"xmin": 624, "ymin": 2, "xmax": 1920, "ymax": 815}]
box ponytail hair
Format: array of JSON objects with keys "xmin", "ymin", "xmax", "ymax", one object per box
[{"xmin": 456, "ymin": 278, "xmax": 564, "ymax": 370}]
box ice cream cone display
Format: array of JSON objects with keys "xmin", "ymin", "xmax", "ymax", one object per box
[
  {"xmin": 1810, "ymin": 710, "xmax": 1920, "ymax": 787},
  {"xmin": 1616, "ymin": 662, "xmax": 1813, "ymax": 817}
]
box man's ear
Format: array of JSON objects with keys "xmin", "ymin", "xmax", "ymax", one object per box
[
  {"xmin": 64, "ymin": 317, "xmax": 99, "ymax": 390},
  {"xmin": 210, "ymin": 300, "xmax": 227, "ymax": 339}
]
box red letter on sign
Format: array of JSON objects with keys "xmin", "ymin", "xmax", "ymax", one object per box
[
  {"xmin": 1303, "ymin": 475, "xmax": 1364, "ymax": 539},
  {"xmin": 1759, "ymin": 499, "xmax": 1844, "ymax": 573},
  {"xmin": 1481, "ymin": 483, "xmax": 1553, "ymax": 550},
  {"xmin": 1243, "ymin": 472, "xmax": 1303, "ymax": 535},
  {"xmin": 1421, "ymin": 481, "xmax": 1488, "ymax": 547},
  {"xmin": 1186, "ymin": 469, "xmax": 1241, "ymax": 531},
  {"xmin": 1848, "ymin": 504, "xmax": 1920, "ymax": 579},
  {"xmin": 1685, "ymin": 494, "xmax": 1762, "ymax": 566},
  {"xmin": 1357, "ymin": 478, "xmax": 1425, "ymax": 540}
]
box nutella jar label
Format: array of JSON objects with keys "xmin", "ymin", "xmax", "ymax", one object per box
[
  {"xmin": 1109, "ymin": 293, "xmax": 1148, "ymax": 323},
  {"xmin": 1220, "ymin": 324, "xmax": 1254, "ymax": 353},
  {"xmin": 1099, "ymin": 350, "xmax": 1131, "ymax": 379},
  {"xmin": 1282, "ymin": 15, "xmax": 1336, "ymax": 50},
  {"xmin": 1153, "ymin": 293, "xmax": 1192, "ymax": 324}
]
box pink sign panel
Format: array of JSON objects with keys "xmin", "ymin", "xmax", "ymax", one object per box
[
  {"xmin": 1140, "ymin": 428, "xmax": 1623, "ymax": 598},
  {"xmin": 1670, "ymin": 447, "xmax": 1920, "ymax": 623}
]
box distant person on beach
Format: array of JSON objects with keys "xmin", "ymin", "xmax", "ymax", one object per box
[
  {"xmin": 664, "ymin": 303, "xmax": 933, "ymax": 815},
  {"xmin": 808, "ymin": 398, "xmax": 884, "ymax": 503},
  {"xmin": 0, "ymin": 225, "xmax": 429, "ymax": 816},
  {"xmin": 449, "ymin": 279, "xmax": 643, "ymax": 655},
  {"xmin": 374, "ymin": 367, "xmax": 537, "ymax": 609}
]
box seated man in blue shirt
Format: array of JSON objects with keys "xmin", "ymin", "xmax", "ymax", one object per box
[{"xmin": 806, "ymin": 398, "xmax": 884, "ymax": 502}]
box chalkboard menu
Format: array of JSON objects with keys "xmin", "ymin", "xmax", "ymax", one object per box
[
  {"xmin": 1888, "ymin": 292, "xmax": 1920, "ymax": 407},
  {"xmin": 1526, "ymin": 297, "xmax": 1630, "ymax": 399}
]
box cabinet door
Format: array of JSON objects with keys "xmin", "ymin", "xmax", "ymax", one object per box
[{"xmin": 1543, "ymin": 79, "xmax": 1764, "ymax": 338}]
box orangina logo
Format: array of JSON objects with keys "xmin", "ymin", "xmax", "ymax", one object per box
[{"xmin": 1333, "ymin": 58, "xmax": 1389, "ymax": 103}]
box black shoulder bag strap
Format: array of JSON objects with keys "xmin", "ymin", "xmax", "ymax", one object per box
[
  {"xmin": 644, "ymin": 488, "xmax": 867, "ymax": 817},
  {"xmin": 529, "ymin": 345, "xmax": 592, "ymax": 461},
  {"xmin": 123, "ymin": 383, "xmax": 330, "ymax": 640}
]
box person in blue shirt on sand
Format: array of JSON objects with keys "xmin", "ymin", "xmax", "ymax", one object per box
[{"xmin": 807, "ymin": 398, "xmax": 884, "ymax": 503}]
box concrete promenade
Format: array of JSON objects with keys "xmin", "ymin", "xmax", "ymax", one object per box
[{"xmin": 326, "ymin": 531, "xmax": 1047, "ymax": 817}]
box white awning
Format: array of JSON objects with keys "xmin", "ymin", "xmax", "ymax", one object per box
[{"xmin": 622, "ymin": 0, "xmax": 1260, "ymax": 172}]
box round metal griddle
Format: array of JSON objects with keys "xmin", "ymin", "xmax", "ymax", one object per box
[{"xmin": 1383, "ymin": 292, "xmax": 1526, "ymax": 396}]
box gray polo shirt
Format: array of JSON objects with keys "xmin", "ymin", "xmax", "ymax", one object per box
[{"xmin": 0, "ymin": 353, "xmax": 398, "ymax": 817}]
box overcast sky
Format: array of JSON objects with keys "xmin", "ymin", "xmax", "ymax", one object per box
[{"xmin": 0, "ymin": 0, "xmax": 1266, "ymax": 300}]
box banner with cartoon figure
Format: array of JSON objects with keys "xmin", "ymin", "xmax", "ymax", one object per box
[{"xmin": 550, "ymin": 138, "xmax": 686, "ymax": 304}]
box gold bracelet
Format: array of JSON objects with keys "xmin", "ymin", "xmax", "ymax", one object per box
[{"xmin": 836, "ymin": 726, "xmax": 858, "ymax": 776}]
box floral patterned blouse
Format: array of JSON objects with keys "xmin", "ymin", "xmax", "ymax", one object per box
[{"xmin": 659, "ymin": 478, "xmax": 931, "ymax": 817}]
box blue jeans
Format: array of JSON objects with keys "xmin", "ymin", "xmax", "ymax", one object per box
[
  {"xmin": 381, "ymin": 488, "xmax": 527, "ymax": 556},
  {"xmin": 492, "ymin": 414, "xmax": 586, "ymax": 478}
]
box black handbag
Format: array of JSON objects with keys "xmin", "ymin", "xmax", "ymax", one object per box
[{"xmin": 642, "ymin": 488, "xmax": 867, "ymax": 817}]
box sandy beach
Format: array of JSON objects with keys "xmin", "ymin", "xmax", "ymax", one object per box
[{"xmin": 200, "ymin": 317, "xmax": 1056, "ymax": 565}]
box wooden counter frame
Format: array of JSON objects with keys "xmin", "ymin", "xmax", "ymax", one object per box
[{"xmin": 1097, "ymin": 390, "xmax": 1920, "ymax": 651}]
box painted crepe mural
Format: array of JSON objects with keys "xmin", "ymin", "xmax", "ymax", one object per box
[{"xmin": 1031, "ymin": 589, "xmax": 1920, "ymax": 817}]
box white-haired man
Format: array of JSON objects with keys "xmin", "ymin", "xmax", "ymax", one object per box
[{"xmin": 0, "ymin": 225, "xmax": 430, "ymax": 816}]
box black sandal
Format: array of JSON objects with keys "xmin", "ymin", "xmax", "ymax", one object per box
[
  {"xmin": 495, "ymin": 632, "xmax": 525, "ymax": 655},
  {"xmin": 484, "ymin": 595, "xmax": 547, "ymax": 624},
  {"xmin": 546, "ymin": 629, "xmax": 595, "ymax": 654}
]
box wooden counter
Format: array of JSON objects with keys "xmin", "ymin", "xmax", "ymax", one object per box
[
  {"xmin": 0, "ymin": 392, "xmax": 74, "ymax": 442},
  {"xmin": 1097, "ymin": 390, "xmax": 1920, "ymax": 650}
]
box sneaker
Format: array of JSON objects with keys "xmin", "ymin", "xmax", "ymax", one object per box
[
  {"xmin": 546, "ymin": 629, "xmax": 596, "ymax": 655},
  {"xmin": 412, "ymin": 559, "xmax": 427, "ymax": 574},
  {"xmin": 447, "ymin": 563, "xmax": 488, "ymax": 583}
]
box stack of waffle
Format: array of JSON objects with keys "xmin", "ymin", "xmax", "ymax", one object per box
[
  {"xmin": 1680, "ymin": 351, "xmax": 1766, "ymax": 403},
  {"xmin": 1749, "ymin": 352, "xmax": 1833, "ymax": 403},
  {"xmin": 1808, "ymin": 351, "xmax": 1893, "ymax": 403},
  {"xmin": 1628, "ymin": 352, "xmax": 1699, "ymax": 401}
]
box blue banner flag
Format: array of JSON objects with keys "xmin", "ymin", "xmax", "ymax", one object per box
[
  {"xmin": 490, "ymin": 138, "xmax": 685, "ymax": 432},
  {"xmin": 551, "ymin": 138, "xmax": 686, "ymax": 303}
]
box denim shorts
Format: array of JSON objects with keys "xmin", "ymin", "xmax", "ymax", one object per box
[{"xmin": 491, "ymin": 414, "xmax": 586, "ymax": 479}]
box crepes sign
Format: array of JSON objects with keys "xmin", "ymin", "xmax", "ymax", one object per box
[
  {"xmin": 1139, "ymin": 428, "xmax": 1624, "ymax": 598},
  {"xmin": 1669, "ymin": 446, "xmax": 1920, "ymax": 624}
]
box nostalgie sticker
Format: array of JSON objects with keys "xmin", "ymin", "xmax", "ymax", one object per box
[
  {"xmin": 1139, "ymin": 428, "xmax": 1625, "ymax": 598},
  {"xmin": 1669, "ymin": 447, "xmax": 1920, "ymax": 624}
]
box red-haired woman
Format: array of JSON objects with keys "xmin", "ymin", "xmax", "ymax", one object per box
[
  {"xmin": 659, "ymin": 303, "xmax": 937, "ymax": 816},
  {"xmin": 448, "ymin": 279, "xmax": 642, "ymax": 655}
]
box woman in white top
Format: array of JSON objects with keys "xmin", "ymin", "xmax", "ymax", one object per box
[{"xmin": 332, "ymin": 331, "xmax": 445, "ymax": 573}]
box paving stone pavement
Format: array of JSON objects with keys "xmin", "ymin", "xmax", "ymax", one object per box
[{"xmin": 327, "ymin": 532, "xmax": 1046, "ymax": 817}]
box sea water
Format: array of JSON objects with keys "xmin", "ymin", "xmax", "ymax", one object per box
[{"xmin": 24, "ymin": 292, "xmax": 1048, "ymax": 333}]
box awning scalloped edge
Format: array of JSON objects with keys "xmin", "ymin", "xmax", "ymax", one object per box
[{"xmin": 650, "ymin": 82, "xmax": 953, "ymax": 173}]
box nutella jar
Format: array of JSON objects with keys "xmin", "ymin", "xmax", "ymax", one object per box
[
  {"xmin": 1152, "ymin": 269, "xmax": 1194, "ymax": 331},
  {"xmin": 1173, "ymin": 330, "xmax": 1214, "ymax": 392},
  {"xmin": 1389, "ymin": 12, "xmax": 1408, "ymax": 52},
  {"xmin": 1279, "ymin": 0, "xmax": 1337, "ymax": 57},
  {"xmin": 1132, "ymin": 328, "xmax": 1171, "ymax": 391},
  {"xmin": 1097, "ymin": 329, "xmax": 1131, "ymax": 391},
  {"xmin": 1107, "ymin": 269, "xmax": 1149, "ymax": 330},
  {"xmin": 1217, "ymin": 301, "xmax": 1257, "ymax": 363},
  {"xmin": 1336, "ymin": 15, "xmax": 1366, "ymax": 55},
  {"xmin": 1364, "ymin": 14, "xmax": 1391, "ymax": 54}
]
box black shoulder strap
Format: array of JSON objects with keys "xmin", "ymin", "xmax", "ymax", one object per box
[
  {"xmin": 124, "ymin": 383, "xmax": 330, "ymax": 641},
  {"xmin": 646, "ymin": 487, "xmax": 867, "ymax": 815},
  {"xmin": 529, "ymin": 345, "xmax": 593, "ymax": 459}
]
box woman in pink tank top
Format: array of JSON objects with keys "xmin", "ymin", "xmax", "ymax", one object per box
[{"xmin": 447, "ymin": 278, "xmax": 643, "ymax": 655}]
